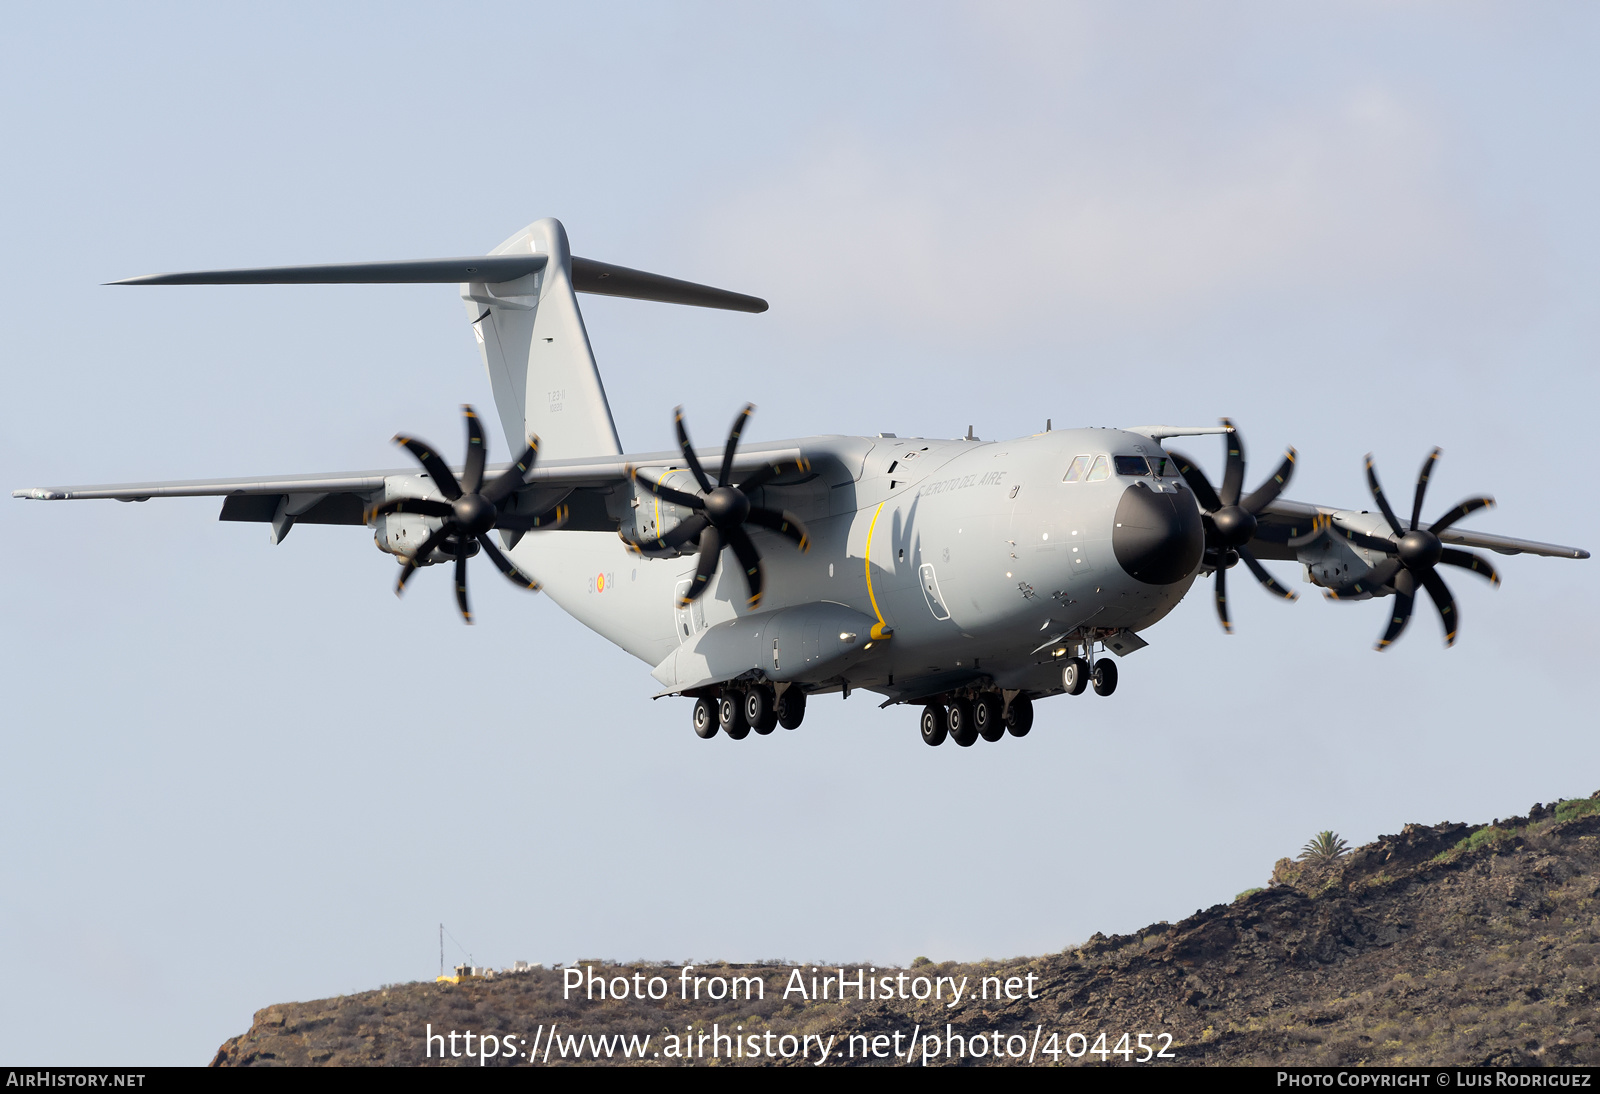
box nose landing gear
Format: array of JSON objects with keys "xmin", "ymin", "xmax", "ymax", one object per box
[{"xmin": 1062, "ymin": 632, "xmax": 1118, "ymax": 698}]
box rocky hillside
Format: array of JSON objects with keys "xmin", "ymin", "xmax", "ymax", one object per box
[{"xmin": 213, "ymin": 792, "xmax": 1600, "ymax": 1067}]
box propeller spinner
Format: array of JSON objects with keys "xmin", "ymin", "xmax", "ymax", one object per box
[
  {"xmin": 1168, "ymin": 419, "xmax": 1299, "ymax": 632},
  {"xmin": 369, "ymin": 405, "xmax": 568, "ymax": 623},
  {"xmin": 623, "ymin": 404, "xmax": 810, "ymax": 609}
]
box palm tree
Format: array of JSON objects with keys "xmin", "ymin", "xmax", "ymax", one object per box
[{"xmin": 1298, "ymin": 831, "xmax": 1350, "ymax": 867}]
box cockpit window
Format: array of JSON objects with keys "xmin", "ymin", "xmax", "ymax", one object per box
[
  {"xmin": 1062, "ymin": 455, "xmax": 1091, "ymax": 483},
  {"xmin": 1147, "ymin": 455, "xmax": 1179, "ymax": 478},
  {"xmin": 1114, "ymin": 455, "xmax": 1151, "ymax": 477},
  {"xmin": 1085, "ymin": 455, "xmax": 1110, "ymax": 482}
]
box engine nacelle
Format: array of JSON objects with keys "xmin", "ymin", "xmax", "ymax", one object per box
[
  {"xmin": 1295, "ymin": 510, "xmax": 1393, "ymax": 599},
  {"xmin": 370, "ymin": 474, "xmax": 477, "ymax": 565},
  {"xmin": 625, "ymin": 467, "xmax": 703, "ymax": 555}
]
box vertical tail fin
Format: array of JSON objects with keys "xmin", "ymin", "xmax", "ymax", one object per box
[{"xmin": 463, "ymin": 219, "xmax": 622, "ymax": 463}]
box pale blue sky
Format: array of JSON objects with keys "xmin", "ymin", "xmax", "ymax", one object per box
[{"xmin": 3, "ymin": 2, "xmax": 1597, "ymax": 1064}]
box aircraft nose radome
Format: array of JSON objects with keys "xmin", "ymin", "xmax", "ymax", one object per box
[{"xmin": 1112, "ymin": 482, "xmax": 1204, "ymax": 585}]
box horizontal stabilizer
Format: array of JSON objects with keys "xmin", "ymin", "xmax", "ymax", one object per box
[
  {"xmin": 107, "ymin": 256, "xmax": 547, "ymax": 286},
  {"xmin": 570, "ymin": 257, "xmax": 765, "ymax": 312},
  {"xmin": 109, "ymin": 254, "xmax": 767, "ymax": 312}
]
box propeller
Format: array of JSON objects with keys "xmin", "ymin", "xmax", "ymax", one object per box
[
  {"xmin": 623, "ymin": 403, "xmax": 810, "ymax": 609},
  {"xmin": 368, "ymin": 405, "xmax": 568, "ymax": 623},
  {"xmin": 1168, "ymin": 419, "xmax": 1299, "ymax": 633},
  {"xmin": 1326, "ymin": 448, "xmax": 1499, "ymax": 649}
]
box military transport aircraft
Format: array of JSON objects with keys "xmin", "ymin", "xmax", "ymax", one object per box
[{"xmin": 15, "ymin": 219, "xmax": 1589, "ymax": 747}]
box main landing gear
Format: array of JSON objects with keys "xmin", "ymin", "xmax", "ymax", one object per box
[
  {"xmin": 920, "ymin": 692, "xmax": 1034, "ymax": 747},
  {"xmin": 693, "ymin": 684, "xmax": 805, "ymax": 739}
]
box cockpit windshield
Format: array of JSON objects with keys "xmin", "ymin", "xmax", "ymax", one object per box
[
  {"xmin": 1113, "ymin": 455, "xmax": 1151, "ymax": 477},
  {"xmin": 1063, "ymin": 454, "xmax": 1112, "ymax": 482}
]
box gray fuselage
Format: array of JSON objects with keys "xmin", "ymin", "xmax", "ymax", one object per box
[{"xmin": 512, "ymin": 428, "xmax": 1203, "ymax": 701}]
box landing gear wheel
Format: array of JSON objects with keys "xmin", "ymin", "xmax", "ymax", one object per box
[
  {"xmin": 948, "ymin": 699, "xmax": 978, "ymax": 747},
  {"xmin": 919, "ymin": 704, "xmax": 948, "ymax": 746},
  {"xmin": 745, "ymin": 687, "xmax": 777, "ymax": 735},
  {"xmin": 975, "ymin": 694, "xmax": 1005, "ymax": 742},
  {"xmin": 719, "ymin": 692, "xmax": 751, "ymax": 739},
  {"xmin": 1004, "ymin": 695, "xmax": 1034, "ymax": 737},
  {"xmin": 1062, "ymin": 657, "xmax": 1090, "ymax": 696},
  {"xmin": 775, "ymin": 688, "xmax": 806, "ymax": 730},
  {"xmin": 1092, "ymin": 658, "xmax": 1118, "ymax": 697},
  {"xmin": 692, "ymin": 697, "xmax": 718, "ymax": 739}
]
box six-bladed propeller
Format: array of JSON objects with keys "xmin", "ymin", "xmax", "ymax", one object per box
[
  {"xmin": 368, "ymin": 405, "xmax": 567, "ymax": 623},
  {"xmin": 623, "ymin": 403, "xmax": 810, "ymax": 609},
  {"xmin": 1168, "ymin": 419, "xmax": 1299, "ymax": 633},
  {"xmin": 1325, "ymin": 448, "xmax": 1499, "ymax": 649}
]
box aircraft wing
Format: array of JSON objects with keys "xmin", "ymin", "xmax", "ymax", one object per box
[
  {"xmin": 12, "ymin": 442, "xmax": 814, "ymax": 534},
  {"xmin": 1251, "ymin": 498, "xmax": 1588, "ymax": 560},
  {"xmin": 14, "ymin": 470, "xmax": 393, "ymax": 528}
]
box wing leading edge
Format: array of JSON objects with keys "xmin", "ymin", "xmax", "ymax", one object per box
[{"xmin": 1253, "ymin": 498, "xmax": 1587, "ymax": 560}]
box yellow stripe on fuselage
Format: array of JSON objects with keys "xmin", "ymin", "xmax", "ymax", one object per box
[{"xmin": 864, "ymin": 501, "xmax": 890, "ymax": 638}]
